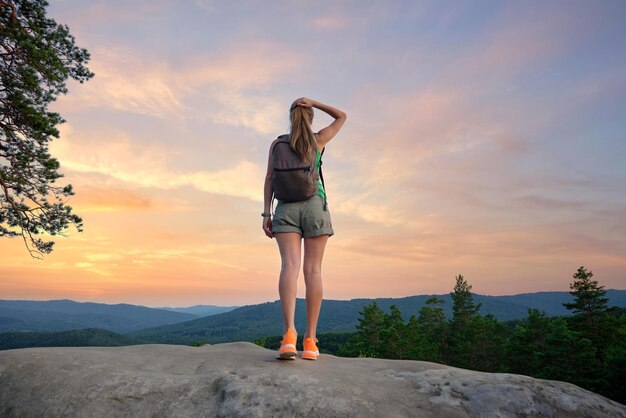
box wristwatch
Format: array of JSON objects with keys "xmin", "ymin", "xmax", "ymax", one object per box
[{"xmin": 261, "ymin": 212, "xmax": 272, "ymax": 217}]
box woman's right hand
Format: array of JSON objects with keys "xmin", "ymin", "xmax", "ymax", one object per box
[
  {"xmin": 293, "ymin": 97, "xmax": 315, "ymax": 108},
  {"xmin": 263, "ymin": 216, "xmax": 273, "ymax": 239}
]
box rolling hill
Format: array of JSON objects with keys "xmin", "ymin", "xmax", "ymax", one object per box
[
  {"xmin": 0, "ymin": 299, "xmax": 197, "ymax": 333},
  {"xmin": 4, "ymin": 290, "xmax": 624, "ymax": 345},
  {"xmin": 127, "ymin": 290, "xmax": 626, "ymax": 345}
]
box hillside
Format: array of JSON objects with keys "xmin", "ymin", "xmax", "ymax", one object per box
[
  {"xmin": 128, "ymin": 290, "xmax": 626, "ymax": 344},
  {"xmin": 0, "ymin": 328, "xmax": 144, "ymax": 351},
  {"xmin": 0, "ymin": 299, "xmax": 197, "ymax": 333},
  {"xmin": 498, "ymin": 290, "xmax": 626, "ymax": 316},
  {"xmin": 3, "ymin": 290, "xmax": 624, "ymax": 345}
]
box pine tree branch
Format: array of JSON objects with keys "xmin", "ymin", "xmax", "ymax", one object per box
[{"xmin": 0, "ymin": 1, "xmax": 17, "ymax": 29}]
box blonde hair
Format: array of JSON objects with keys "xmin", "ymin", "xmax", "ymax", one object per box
[{"xmin": 289, "ymin": 105, "xmax": 316, "ymax": 166}]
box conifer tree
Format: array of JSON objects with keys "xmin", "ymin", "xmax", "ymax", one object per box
[
  {"xmin": 602, "ymin": 314, "xmax": 626, "ymax": 403},
  {"xmin": 563, "ymin": 266, "xmax": 615, "ymax": 365},
  {"xmin": 418, "ymin": 296, "xmax": 446, "ymax": 330},
  {"xmin": 451, "ymin": 274, "xmax": 482, "ymax": 322},
  {"xmin": 352, "ymin": 301, "xmax": 386, "ymax": 358},
  {"xmin": 380, "ymin": 304, "xmax": 407, "ymax": 359},
  {"xmin": 448, "ymin": 274, "xmax": 482, "ymax": 368},
  {"xmin": 467, "ymin": 313, "xmax": 508, "ymax": 372},
  {"xmin": 404, "ymin": 314, "xmax": 429, "ymax": 360},
  {"xmin": 508, "ymin": 309, "xmax": 599, "ymax": 389},
  {"xmin": 563, "ymin": 266, "xmax": 608, "ymax": 320},
  {"xmin": 417, "ymin": 296, "xmax": 447, "ymax": 363},
  {"xmin": 0, "ymin": 0, "xmax": 93, "ymax": 258}
]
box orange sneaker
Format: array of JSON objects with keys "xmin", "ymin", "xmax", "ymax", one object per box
[
  {"xmin": 276, "ymin": 328, "xmax": 297, "ymax": 360},
  {"xmin": 301, "ymin": 337, "xmax": 319, "ymax": 360}
]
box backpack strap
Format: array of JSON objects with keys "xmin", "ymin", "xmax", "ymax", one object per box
[
  {"xmin": 269, "ymin": 136, "xmax": 286, "ymax": 215},
  {"xmin": 319, "ymin": 146, "xmax": 328, "ymax": 210}
]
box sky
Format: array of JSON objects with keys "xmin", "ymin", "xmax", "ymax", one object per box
[{"xmin": 1, "ymin": 0, "xmax": 625, "ymax": 308}]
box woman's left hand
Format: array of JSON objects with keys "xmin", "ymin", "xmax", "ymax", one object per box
[{"xmin": 263, "ymin": 216, "xmax": 273, "ymax": 239}]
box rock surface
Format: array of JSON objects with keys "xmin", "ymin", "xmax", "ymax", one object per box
[{"xmin": 0, "ymin": 342, "xmax": 624, "ymax": 417}]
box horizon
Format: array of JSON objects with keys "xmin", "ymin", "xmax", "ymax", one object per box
[
  {"xmin": 1, "ymin": 1, "xmax": 626, "ymax": 306},
  {"xmin": 2, "ymin": 287, "xmax": 626, "ymax": 310}
]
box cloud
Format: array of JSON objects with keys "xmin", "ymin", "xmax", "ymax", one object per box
[
  {"xmin": 326, "ymin": 6, "xmax": 609, "ymax": 221},
  {"xmin": 50, "ymin": 124, "xmax": 264, "ymax": 202},
  {"xmin": 56, "ymin": 41, "xmax": 306, "ymax": 134},
  {"xmin": 174, "ymin": 41, "xmax": 307, "ymax": 133},
  {"xmin": 207, "ymin": 88, "xmax": 285, "ymax": 134},
  {"xmin": 74, "ymin": 261, "xmax": 111, "ymax": 276},
  {"xmin": 515, "ymin": 195, "xmax": 588, "ymax": 210},
  {"xmin": 8, "ymin": 0, "xmax": 624, "ymax": 306},
  {"xmin": 183, "ymin": 160, "xmax": 263, "ymax": 201},
  {"xmin": 194, "ymin": 0, "xmax": 215, "ymax": 13},
  {"xmin": 56, "ymin": 45, "xmax": 189, "ymax": 121},
  {"xmin": 84, "ymin": 253, "xmax": 124, "ymax": 262},
  {"xmin": 312, "ymin": 15, "xmax": 350, "ymax": 30},
  {"xmin": 135, "ymin": 246, "xmax": 249, "ymax": 272},
  {"xmin": 68, "ymin": 186, "xmax": 153, "ymax": 212},
  {"xmin": 177, "ymin": 42, "xmax": 305, "ymax": 89},
  {"xmin": 55, "ymin": 1, "xmax": 169, "ymax": 27},
  {"xmin": 324, "ymin": 84, "xmax": 521, "ymax": 225},
  {"xmin": 331, "ymin": 193, "xmax": 405, "ymax": 226},
  {"xmin": 332, "ymin": 212, "xmax": 626, "ymax": 272}
]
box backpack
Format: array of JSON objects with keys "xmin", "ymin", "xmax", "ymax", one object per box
[{"xmin": 271, "ymin": 134, "xmax": 327, "ymax": 206}]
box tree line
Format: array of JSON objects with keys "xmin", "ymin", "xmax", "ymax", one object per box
[{"xmin": 335, "ymin": 266, "xmax": 625, "ymax": 404}]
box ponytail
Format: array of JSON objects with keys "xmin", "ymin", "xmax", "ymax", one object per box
[{"xmin": 289, "ymin": 106, "xmax": 316, "ymax": 167}]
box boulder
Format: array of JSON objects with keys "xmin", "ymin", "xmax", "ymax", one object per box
[{"xmin": 0, "ymin": 342, "xmax": 624, "ymax": 417}]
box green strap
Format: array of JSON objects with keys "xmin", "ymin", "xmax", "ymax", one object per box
[{"xmin": 319, "ymin": 146, "xmax": 328, "ymax": 210}]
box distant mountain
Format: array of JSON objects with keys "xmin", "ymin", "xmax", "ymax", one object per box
[
  {"xmin": 128, "ymin": 290, "xmax": 626, "ymax": 345},
  {"xmin": 4, "ymin": 290, "xmax": 625, "ymax": 345},
  {"xmin": 498, "ymin": 290, "xmax": 626, "ymax": 316},
  {"xmin": 0, "ymin": 328, "xmax": 143, "ymax": 351},
  {"xmin": 155, "ymin": 305, "xmax": 239, "ymax": 317},
  {"xmin": 0, "ymin": 299, "xmax": 197, "ymax": 333}
]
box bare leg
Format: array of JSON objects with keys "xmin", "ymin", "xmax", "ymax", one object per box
[
  {"xmin": 275, "ymin": 232, "xmax": 302, "ymax": 334},
  {"xmin": 303, "ymin": 234, "xmax": 329, "ymax": 339}
]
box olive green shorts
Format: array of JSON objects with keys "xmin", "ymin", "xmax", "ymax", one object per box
[{"xmin": 272, "ymin": 194, "xmax": 334, "ymax": 238}]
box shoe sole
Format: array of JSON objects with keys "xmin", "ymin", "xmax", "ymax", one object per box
[
  {"xmin": 277, "ymin": 351, "xmax": 297, "ymax": 360},
  {"xmin": 301, "ymin": 350, "xmax": 319, "ymax": 360}
]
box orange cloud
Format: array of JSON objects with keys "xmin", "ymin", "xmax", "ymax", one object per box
[
  {"xmin": 69, "ymin": 187, "xmax": 153, "ymax": 212},
  {"xmin": 49, "ymin": 124, "xmax": 264, "ymax": 202}
]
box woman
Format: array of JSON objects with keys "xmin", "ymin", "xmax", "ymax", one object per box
[{"xmin": 262, "ymin": 97, "xmax": 347, "ymax": 360}]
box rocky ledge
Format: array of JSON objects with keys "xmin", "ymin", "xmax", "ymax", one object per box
[{"xmin": 0, "ymin": 342, "xmax": 624, "ymax": 417}]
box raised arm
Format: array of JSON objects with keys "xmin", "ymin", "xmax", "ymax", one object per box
[{"xmin": 292, "ymin": 97, "xmax": 347, "ymax": 149}]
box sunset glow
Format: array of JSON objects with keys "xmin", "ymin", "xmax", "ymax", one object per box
[{"xmin": 1, "ymin": 0, "xmax": 625, "ymax": 307}]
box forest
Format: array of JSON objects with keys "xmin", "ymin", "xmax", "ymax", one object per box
[{"xmin": 258, "ymin": 266, "xmax": 625, "ymax": 404}]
